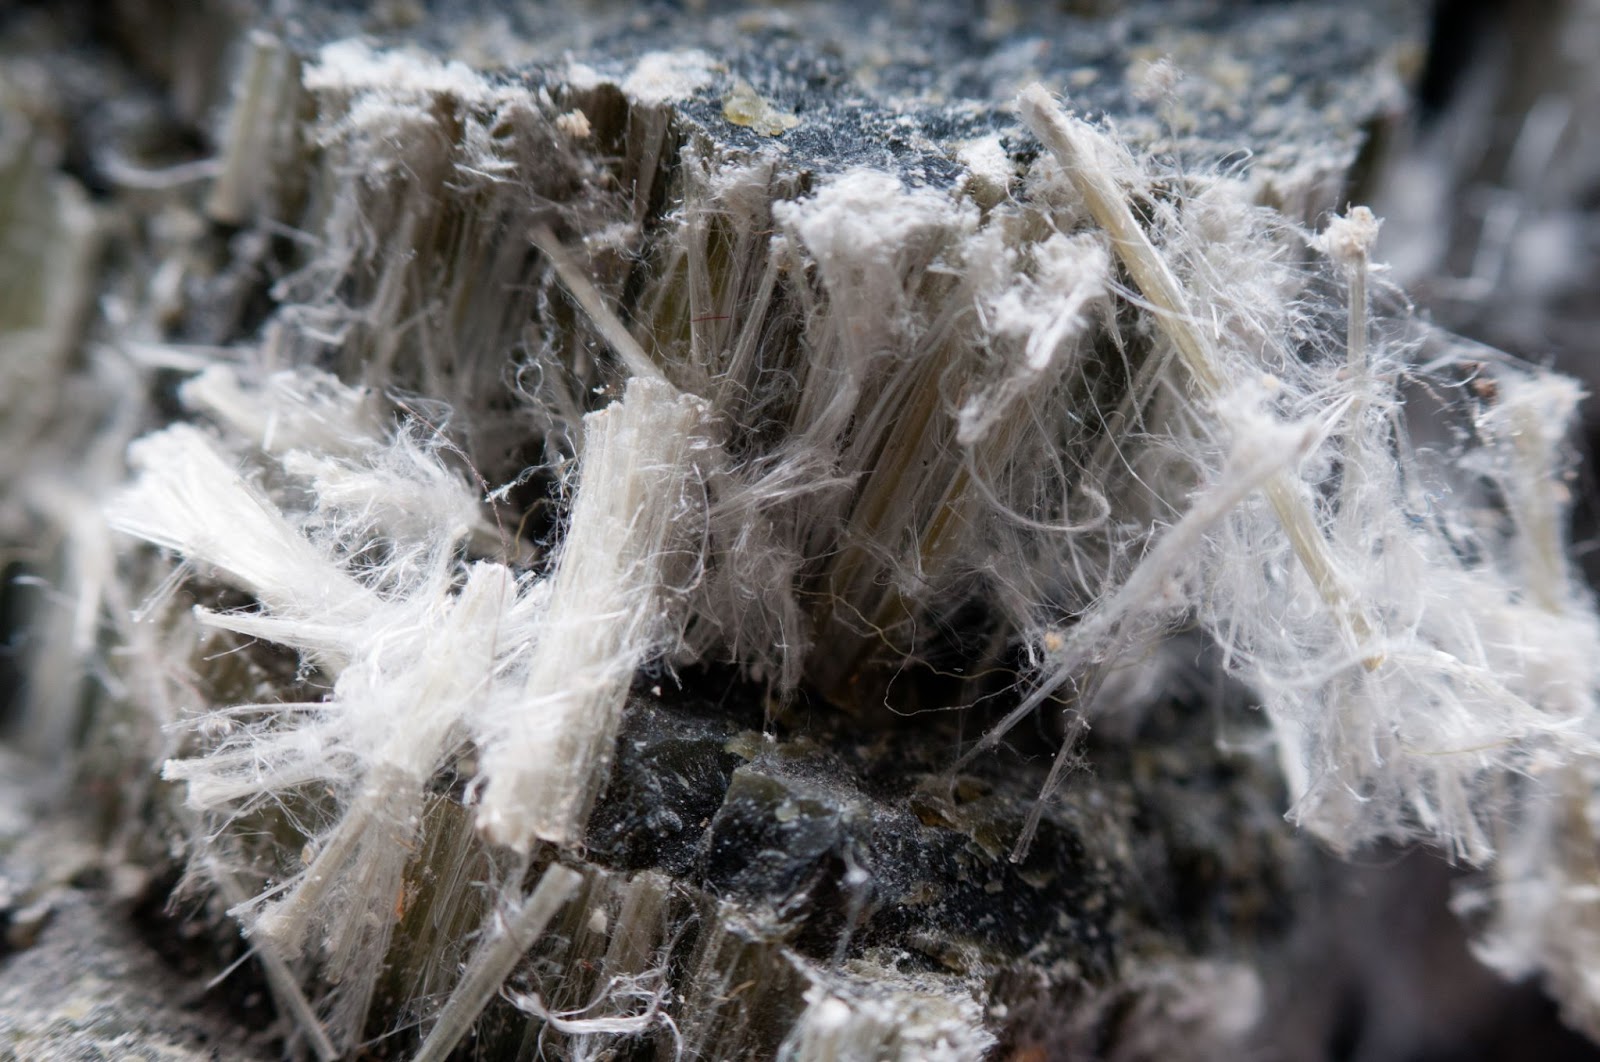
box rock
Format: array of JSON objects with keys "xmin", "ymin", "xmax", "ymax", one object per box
[
  {"xmin": 0, "ymin": 750, "xmax": 274, "ymax": 1062},
  {"xmin": 18, "ymin": 2, "xmax": 1592, "ymax": 1061}
]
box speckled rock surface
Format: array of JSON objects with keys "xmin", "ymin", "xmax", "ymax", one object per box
[
  {"xmin": 280, "ymin": 0, "xmax": 1421, "ymax": 173},
  {"xmin": 0, "ymin": 750, "xmax": 273, "ymax": 1062}
]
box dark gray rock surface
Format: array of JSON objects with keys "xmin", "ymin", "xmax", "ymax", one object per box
[{"xmin": 0, "ymin": 749, "xmax": 274, "ymax": 1062}]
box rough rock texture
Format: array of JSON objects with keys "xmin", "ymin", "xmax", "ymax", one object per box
[{"xmin": 0, "ymin": 749, "xmax": 275, "ymax": 1061}]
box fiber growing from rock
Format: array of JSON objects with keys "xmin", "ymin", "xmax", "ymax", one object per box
[{"xmin": 13, "ymin": 15, "xmax": 1598, "ymax": 1056}]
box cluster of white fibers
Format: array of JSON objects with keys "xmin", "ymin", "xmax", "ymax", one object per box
[
  {"xmin": 109, "ymin": 366, "xmax": 526, "ymax": 1044},
  {"xmin": 108, "ymin": 360, "xmax": 716, "ymax": 1050},
  {"xmin": 1001, "ymin": 87, "xmax": 1600, "ymax": 860},
  {"xmin": 88, "ymin": 46, "xmax": 1600, "ymax": 1054}
]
